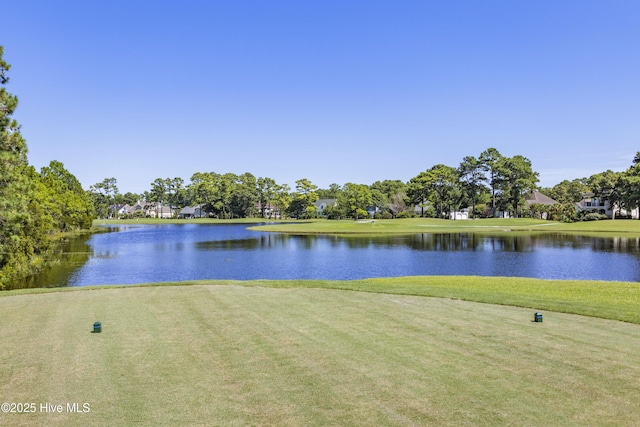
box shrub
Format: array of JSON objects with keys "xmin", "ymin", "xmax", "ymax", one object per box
[
  {"xmin": 581, "ymin": 213, "xmax": 609, "ymax": 221},
  {"xmin": 471, "ymin": 204, "xmax": 490, "ymax": 218},
  {"xmin": 323, "ymin": 205, "xmax": 344, "ymax": 220},
  {"xmin": 396, "ymin": 211, "xmax": 418, "ymax": 219}
]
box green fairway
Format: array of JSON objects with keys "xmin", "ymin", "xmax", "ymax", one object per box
[
  {"xmin": 2, "ymin": 280, "xmax": 640, "ymax": 426},
  {"xmin": 249, "ymin": 217, "xmax": 640, "ymax": 236},
  {"xmin": 217, "ymin": 275, "xmax": 640, "ymax": 324},
  {"xmin": 95, "ymin": 217, "xmax": 640, "ymax": 236}
]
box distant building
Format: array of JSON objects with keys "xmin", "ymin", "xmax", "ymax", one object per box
[
  {"xmin": 108, "ymin": 204, "xmax": 129, "ymax": 218},
  {"xmin": 576, "ymin": 192, "xmax": 638, "ymax": 219},
  {"xmin": 524, "ymin": 190, "xmax": 558, "ymax": 219},
  {"xmin": 179, "ymin": 204, "xmax": 209, "ymax": 219},
  {"xmin": 255, "ymin": 201, "xmax": 281, "ymax": 219},
  {"xmin": 147, "ymin": 202, "xmax": 175, "ymax": 219},
  {"xmin": 449, "ymin": 209, "xmax": 469, "ymax": 220},
  {"xmin": 314, "ymin": 199, "xmax": 337, "ymax": 214},
  {"xmin": 525, "ymin": 190, "xmax": 558, "ymax": 208}
]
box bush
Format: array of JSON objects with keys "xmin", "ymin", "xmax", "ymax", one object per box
[
  {"xmin": 581, "ymin": 213, "xmax": 609, "ymax": 221},
  {"xmin": 374, "ymin": 212, "xmax": 393, "ymax": 220},
  {"xmin": 323, "ymin": 205, "xmax": 344, "ymax": 220},
  {"xmin": 472, "ymin": 204, "xmax": 487, "ymax": 218},
  {"xmin": 396, "ymin": 211, "xmax": 418, "ymax": 218}
]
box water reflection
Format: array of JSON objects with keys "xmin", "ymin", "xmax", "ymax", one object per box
[
  {"xmin": 15, "ymin": 233, "xmax": 93, "ymax": 289},
  {"xmin": 10, "ymin": 224, "xmax": 640, "ymax": 288},
  {"xmin": 243, "ymin": 232, "xmax": 640, "ymax": 254},
  {"xmin": 197, "ymin": 239, "xmax": 260, "ymax": 250}
]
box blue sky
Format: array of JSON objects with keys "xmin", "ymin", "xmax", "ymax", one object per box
[{"xmin": 2, "ymin": 1, "xmax": 639, "ymax": 194}]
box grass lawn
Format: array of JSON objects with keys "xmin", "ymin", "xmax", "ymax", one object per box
[
  {"xmin": 2, "ymin": 279, "xmax": 640, "ymax": 426},
  {"xmin": 96, "ymin": 217, "xmax": 640, "ymax": 236},
  {"xmin": 249, "ymin": 217, "xmax": 640, "ymax": 236}
]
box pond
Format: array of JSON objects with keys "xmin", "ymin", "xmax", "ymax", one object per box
[{"xmin": 13, "ymin": 223, "xmax": 640, "ymax": 289}]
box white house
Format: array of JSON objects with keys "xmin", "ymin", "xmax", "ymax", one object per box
[
  {"xmin": 108, "ymin": 204, "xmax": 129, "ymax": 218},
  {"xmin": 449, "ymin": 209, "xmax": 469, "ymax": 220},
  {"xmin": 314, "ymin": 199, "xmax": 337, "ymax": 214},
  {"xmin": 576, "ymin": 192, "xmax": 639, "ymax": 219}
]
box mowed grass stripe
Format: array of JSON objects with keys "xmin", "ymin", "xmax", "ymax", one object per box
[
  {"xmin": 2, "ymin": 285, "xmax": 640, "ymax": 426},
  {"xmin": 152, "ymin": 276, "xmax": 639, "ymax": 324},
  {"xmin": 5, "ymin": 276, "xmax": 640, "ymax": 324}
]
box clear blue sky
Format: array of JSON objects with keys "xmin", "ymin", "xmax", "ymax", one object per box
[{"xmin": 2, "ymin": 1, "xmax": 639, "ymax": 194}]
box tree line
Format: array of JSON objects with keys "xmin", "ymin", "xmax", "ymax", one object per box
[
  {"xmin": 87, "ymin": 147, "xmax": 543, "ymax": 221},
  {"xmin": 83, "ymin": 150, "xmax": 563, "ymax": 221},
  {"xmin": 0, "ymin": 47, "xmax": 94, "ymax": 288},
  {"xmin": 91, "ymin": 147, "xmax": 640, "ymax": 223}
]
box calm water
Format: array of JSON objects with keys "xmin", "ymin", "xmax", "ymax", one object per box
[{"xmin": 15, "ymin": 223, "xmax": 640, "ymax": 288}]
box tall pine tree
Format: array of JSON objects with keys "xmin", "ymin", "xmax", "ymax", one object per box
[{"xmin": 0, "ymin": 46, "xmax": 49, "ymax": 287}]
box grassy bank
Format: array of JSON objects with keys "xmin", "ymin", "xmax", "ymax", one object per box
[
  {"xmin": 2, "ymin": 282, "xmax": 640, "ymax": 426},
  {"xmin": 249, "ymin": 217, "xmax": 640, "ymax": 235},
  {"xmin": 93, "ymin": 217, "xmax": 640, "ymax": 236}
]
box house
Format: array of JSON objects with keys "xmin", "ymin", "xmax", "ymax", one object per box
[
  {"xmin": 525, "ymin": 190, "xmax": 558, "ymax": 219},
  {"xmin": 449, "ymin": 209, "xmax": 469, "ymax": 220},
  {"xmin": 122, "ymin": 201, "xmax": 148, "ymax": 217},
  {"xmin": 314, "ymin": 199, "xmax": 337, "ymax": 214},
  {"xmin": 108, "ymin": 204, "xmax": 129, "ymax": 218},
  {"xmin": 576, "ymin": 192, "xmax": 638, "ymax": 219},
  {"xmin": 575, "ymin": 192, "xmax": 607, "ymax": 216},
  {"xmin": 146, "ymin": 202, "xmax": 175, "ymax": 219},
  {"xmin": 525, "ymin": 190, "xmax": 558, "ymax": 208},
  {"xmin": 256, "ymin": 201, "xmax": 281, "ymax": 219},
  {"xmin": 107, "ymin": 200, "xmax": 176, "ymax": 218},
  {"xmin": 366, "ymin": 206, "xmax": 379, "ymax": 217},
  {"xmin": 179, "ymin": 204, "xmax": 209, "ymax": 219}
]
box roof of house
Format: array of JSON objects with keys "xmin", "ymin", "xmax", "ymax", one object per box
[
  {"xmin": 109, "ymin": 204, "xmax": 129, "ymax": 211},
  {"xmin": 525, "ymin": 190, "xmax": 558, "ymax": 207},
  {"xmin": 180, "ymin": 206, "xmax": 197, "ymax": 214},
  {"xmin": 180, "ymin": 204, "xmax": 208, "ymax": 214}
]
